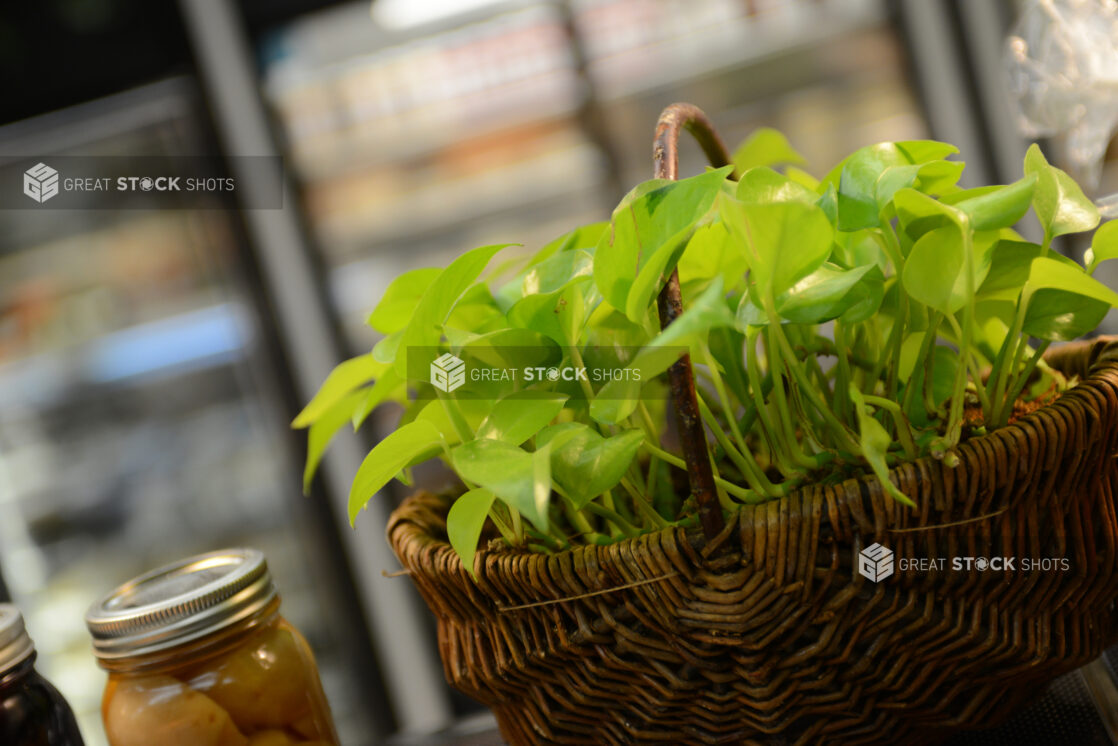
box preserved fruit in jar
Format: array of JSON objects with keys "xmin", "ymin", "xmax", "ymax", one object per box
[
  {"xmin": 0, "ymin": 603, "xmax": 85, "ymax": 745},
  {"xmin": 86, "ymin": 549, "xmax": 339, "ymax": 746}
]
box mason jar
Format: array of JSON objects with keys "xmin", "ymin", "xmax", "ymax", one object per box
[
  {"xmin": 0, "ymin": 603, "xmax": 85, "ymax": 745},
  {"xmin": 85, "ymin": 548, "xmax": 339, "ymax": 746}
]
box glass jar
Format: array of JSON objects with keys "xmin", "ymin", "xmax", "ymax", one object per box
[
  {"xmin": 85, "ymin": 549, "xmax": 339, "ymax": 746},
  {"xmin": 0, "ymin": 603, "xmax": 85, "ymax": 745}
]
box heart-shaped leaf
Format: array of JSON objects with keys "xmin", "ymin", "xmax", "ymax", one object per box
[
  {"xmin": 902, "ymin": 224, "xmax": 967, "ymax": 314},
  {"xmin": 678, "ymin": 221, "xmax": 748, "ymax": 292},
  {"xmin": 848, "ymin": 386, "xmax": 916, "ymax": 507},
  {"xmin": 536, "ymin": 423, "xmax": 644, "ymax": 507},
  {"xmin": 304, "ymin": 389, "xmax": 366, "ymax": 493},
  {"xmin": 951, "ymin": 173, "xmax": 1037, "ymax": 231},
  {"xmin": 1026, "ymin": 256, "xmax": 1118, "ymax": 307},
  {"xmin": 591, "ymin": 277, "xmax": 735, "ymax": 424},
  {"xmin": 348, "ymin": 421, "xmax": 443, "ymax": 525},
  {"xmin": 393, "ymin": 243, "xmax": 512, "ymax": 375},
  {"xmin": 1023, "ymin": 289, "xmax": 1109, "ymax": 341},
  {"xmin": 594, "ymin": 167, "xmax": 731, "ymax": 321},
  {"xmin": 351, "ymin": 366, "xmax": 405, "ymax": 430},
  {"xmin": 1024, "ymin": 143, "xmax": 1100, "ymax": 239},
  {"xmin": 368, "ymin": 268, "xmax": 442, "ymax": 334},
  {"xmin": 508, "ymin": 276, "xmax": 597, "ymax": 346},
  {"xmin": 476, "ymin": 391, "xmax": 567, "ymax": 445},
  {"xmin": 736, "ymin": 166, "xmax": 816, "ymax": 205},
  {"xmin": 1086, "ymin": 219, "xmax": 1118, "ymax": 274},
  {"xmin": 719, "ymin": 195, "xmax": 833, "ymax": 300},
  {"xmin": 452, "ymin": 439, "xmax": 552, "ymax": 531},
  {"xmin": 731, "ymin": 127, "xmax": 806, "ymax": 172},
  {"xmin": 835, "ymin": 141, "xmax": 959, "ymax": 230},
  {"xmin": 447, "ymin": 488, "xmax": 496, "ymax": 580},
  {"xmin": 293, "ymin": 354, "xmax": 384, "ymax": 428}
]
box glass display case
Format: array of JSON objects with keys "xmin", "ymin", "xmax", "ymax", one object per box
[
  {"xmin": 259, "ymin": 0, "xmax": 927, "ymax": 355},
  {"xmin": 0, "ymin": 78, "xmax": 375, "ymax": 746}
]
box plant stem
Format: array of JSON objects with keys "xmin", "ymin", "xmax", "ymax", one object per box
[
  {"xmin": 944, "ymin": 222, "xmax": 977, "ymax": 447},
  {"xmin": 568, "ymin": 345, "xmax": 598, "ymax": 403},
  {"xmin": 525, "ymin": 525, "xmax": 566, "ymax": 551},
  {"xmin": 943, "ymin": 313, "xmax": 990, "ymax": 416},
  {"xmin": 702, "ymin": 345, "xmax": 750, "ymax": 457},
  {"xmin": 770, "ymin": 321, "xmax": 861, "ymax": 456},
  {"xmin": 620, "ymin": 476, "xmax": 668, "ymax": 528},
  {"xmin": 901, "ymin": 311, "xmax": 940, "ymax": 418},
  {"xmin": 833, "ymin": 321, "xmax": 853, "ymax": 422},
  {"xmin": 998, "ymin": 340, "xmax": 1051, "ymax": 428},
  {"xmin": 644, "ymin": 442, "xmax": 763, "ymax": 502},
  {"xmin": 878, "ymin": 224, "xmax": 908, "ymax": 400},
  {"xmin": 584, "ymin": 502, "xmax": 639, "ymax": 537},
  {"xmin": 863, "ymin": 395, "xmax": 919, "ymax": 459},
  {"xmin": 508, "ymin": 508, "xmax": 524, "ymax": 544},
  {"xmin": 487, "ymin": 504, "xmax": 518, "ymax": 545},
  {"xmin": 696, "ymin": 391, "xmax": 781, "ymax": 496},
  {"xmin": 989, "ymin": 288, "xmax": 1033, "ymax": 426},
  {"xmin": 765, "ymin": 325, "xmax": 823, "ymax": 468},
  {"xmin": 745, "ymin": 328, "xmax": 796, "ymax": 477},
  {"xmin": 558, "ymin": 491, "xmax": 606, "ymax": 543},
  {"xmin": 438, "ymin": 393, "xmax": 474, "ymax": 444}
]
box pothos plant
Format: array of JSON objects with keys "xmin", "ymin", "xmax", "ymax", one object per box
[{"xmin": 295, "ymin": 130, "xmax": 1118, "ymax": 575}]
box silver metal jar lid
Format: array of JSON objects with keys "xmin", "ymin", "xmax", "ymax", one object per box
[
  {"xmin": 85, "ymin": 548, "xmax": 277, "ymax": 661},
  {"xmin": 0, "ymin": 604, "xmax": 35, "ymax": 674}
]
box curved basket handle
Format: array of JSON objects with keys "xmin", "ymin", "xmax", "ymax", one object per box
[{"xmin": 652, "ymin": 104, "xmax": 735, "ymax": 542}]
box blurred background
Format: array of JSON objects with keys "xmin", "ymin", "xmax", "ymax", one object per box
[{"xmin": 0, "ymin": 1, "xmax": 1114, "ymax": 745}]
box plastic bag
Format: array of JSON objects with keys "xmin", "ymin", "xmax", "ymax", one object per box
[{"xmin": 1005, "ymin": 0, "xmax": 1118, "ymax": 188}]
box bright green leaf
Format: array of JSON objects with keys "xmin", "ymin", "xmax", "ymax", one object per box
[
  {"xmin": 849, "ymin": 386, "xmax": 916, "ymax": 507},
  {"xmin": 720, "ymin": 195, "xmax": 833, "ymax": 299},
  {"xmin": 372, "ymin": 330, "xmax": 403, "ymax": 364},
  {"xmin": 529, "ymin": 221, "xmax": 609, "ymax": 264},
  {"xmin": 348, "ymin": 421, "xmax": 443, "ymax": 525},
  {"xmin": 591, "ymin": 277, "xmax": 735, "ymax": 423},
  {"xmin": 393, "ymin": 243, "xmax": 512, "ymax": 375},
  {"xmin": 1023, "ymin": 290, "xmax": 1109, "ymax": 341},
  {"xmin": 451, "ymin": 439, "xmax": 551, "ymax": 531},
  {"xmin": 367, "ymin": 268, "xmax": 441, "ymax": 334},
  {"xmin": 351, "ymin": 367, "xmax": 405, "ymax": 430},
  {"xmin": 1027, "ymin": 256, "xmax": 1118, "ymax": 307},
  {"xmin": 304, "ymin": 389, "xmax": 366, "ymax": 494},
  {"xmin": 735, "ymin": 166, "xmax": 816, "ymax": 205},
  {"xmin": 952, "ymin": 173, "xmax": 1037, "ymax": 231},
  {"xmin": 508, "ymin": 276, "xmax": 595, "ymax": 346},
  {"xmin": 731, "ymin": 127, "xmax": 806, "ymax": 173},
  {"xmin": 293, "ymin": 354, "xmax": 384, "ymax": 428},
  {"xmin": 447, "ymin": 488, "xmax": 496, "ymax": 580},
  {"xmin": 776, "ymin": 263, "xmax": 877, "ymax": 324},
  {"xmin": 476, "ymin": 392, "xmax": 567, "ymax": 445},
  {"xmin": 902, "ymin": 224, "xmax": 967, "ymax": 314},
  {"xmin": 594, "ymin": 167, "xmax": 732, "ymax": 321},
  {"xmin": 1024, "ymin": 143, "xmax": 1100, "ymax": 239},
  {"xmin": 536, "ymin": 423, "xmax": 644, "ymax": 507},
  {"xmin": 836, "ymin": 141, "xmax": 959, "ymax": 230},
  {"xmin": 1086, "ymin": 219, "xmax": 1118, "ymax": 274},
  {"xmin": 678, "ymin": 221, "xmax": 747, "ymax": 292}
]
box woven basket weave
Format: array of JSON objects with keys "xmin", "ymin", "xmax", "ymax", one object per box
[{"xmin": 387, "ymin": 337, "xmax": 1118, "ymax": 745}]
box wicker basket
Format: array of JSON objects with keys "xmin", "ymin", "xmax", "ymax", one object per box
[
  {"xmin": 386, "ymin": 105, "xmax": 1118, "ymax": 744},
  {"xmin": 388, "ymin": 336, "xmax": 1118, "ymax": 745}
]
